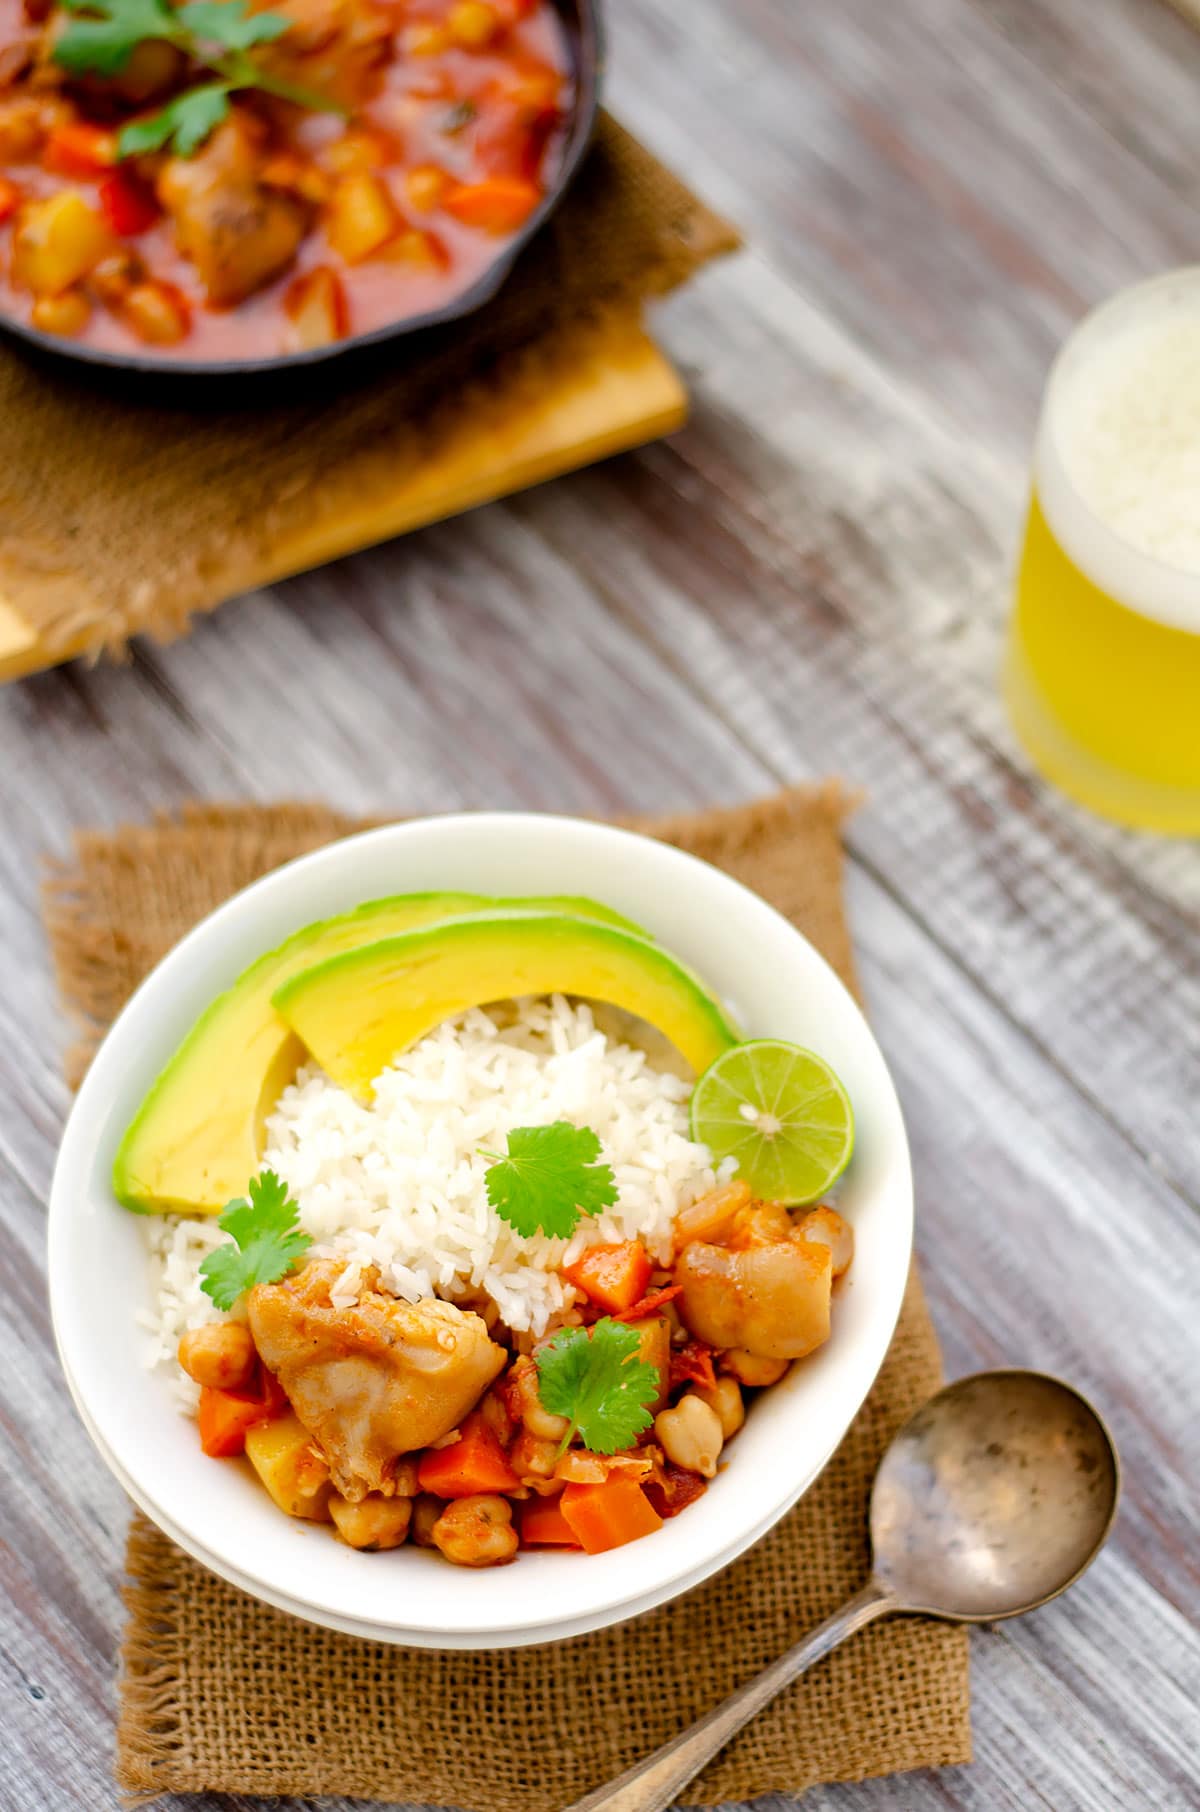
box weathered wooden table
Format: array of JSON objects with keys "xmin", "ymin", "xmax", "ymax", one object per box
[{"xmin": 3, "ymin": 0, "xmax": 1198, "ymax": 1806}]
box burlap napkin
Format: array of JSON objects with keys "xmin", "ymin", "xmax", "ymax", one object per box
[
  {"xmin": 1, "ymin": 114, "xmax": 737, "ymax": 666},
  {"xmin": 44, "ymin": 787, "xmax": 971, "ymax": 1806}
]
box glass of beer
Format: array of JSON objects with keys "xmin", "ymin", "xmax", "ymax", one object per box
[{"xmin": 1005, "ymin": 268, "xmax": 1200, "ymax": 833}]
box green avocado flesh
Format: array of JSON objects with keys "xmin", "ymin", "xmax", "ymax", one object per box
[
  {"xmin": 113, "ymin": 892, "xmax": 646, "ymax": 1217},
  {"xmin": 272, "ymin": 913, "xmax": 741, "ymax": 1100}
]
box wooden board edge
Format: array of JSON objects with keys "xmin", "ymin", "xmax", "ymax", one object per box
[{"xmin": 0, "ymin": 324, "xmax": 686, "ymax": 685}]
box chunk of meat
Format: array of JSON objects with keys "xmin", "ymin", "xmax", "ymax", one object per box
[
  {"xmin": 247, "ymin": 1259, "xmax": 506, "ymax": 1501},
  {"xmin": 675, "ymin": 1236, "xmax": 833, "ymax": 1361},
  {"xmin": 255, "ymin": 0, "xmax": 391, "ymax": 110},
  {"xmin": 157, "ymin": 114, "xmax": 307, "ymax": 305}
]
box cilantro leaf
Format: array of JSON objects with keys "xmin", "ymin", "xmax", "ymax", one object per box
[
  {"xmin": 198, "ymin": 1169, "xmax": 312, "ymax": 1312},
  {"xmin": 177, "ymin": 0, "xmax": 291, "ymax": 50},
  {"xmin": 118, "ymin": 82, "xmax": 230, "ymax": 158},
  {"xmin": 53, "ymin": 0, "xmax": 339, "ymax": 160},
  {"xmin": 482, "ymin": 1121, "xmax": 618, "ymax": 1240},
  {"xmin": 535, "ymin": 1319, "xmax": 660, "ymax": 1455},
  {"xmin": 55, "ymin": 0, "xmax": 180, "ymax": 75}
]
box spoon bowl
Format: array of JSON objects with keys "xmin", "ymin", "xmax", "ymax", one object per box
[
  {"xmin": 870, "ymin": 1368, "xmax": 1121, "ymax": 1621},
  {"xmin": 569, "ymin": 1368, "xmax": 1120, "ymax": 1812}
]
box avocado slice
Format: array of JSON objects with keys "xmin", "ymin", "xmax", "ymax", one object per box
[
  {"xmin": 271, "ymin": 912, "xmax": 741, "ymax": 1097},
  {"xmin": 113, "ymin": 893, "xmax": 646, "ymax": 1217}
]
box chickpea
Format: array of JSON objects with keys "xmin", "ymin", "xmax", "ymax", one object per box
[
  {"xmin": 30, "ymin": 289, "xmax": 89, "ymax": 338},
  {"xmin": 654, "ymin": 1394, "xmax": 724, "ymax": 1479},
  {"xmin": 432, "ymin": 1494, "xmax": 518, "ymax": 1568},
  {"xmin": 90, "ymin": 251, "xmax": 140, "ymax": 306},
  {"xmin": 405, "ymin": 164, "xmax": 447, "ymax": 212},
  {"xmin": 798, "ymin": 1205, "xmax": 854, "ymax": 1276},
  {"xmin": 329, "ymin": 1493, "xmax": 412, "ymax": 1551},
  {"xmin": 523, "ymin": 1474, "xmax": 566, "ymax": 1499},
  {"xmin": 692, "ymin": 1375, "xmax": 744, "ymax": 1440},
  {"xmin": 410, "ymin": 1493, "xmax": 445, "ymax": 1548},
  {"xmin": 447, "ymin": 0, "xmax": 498, "ymax": 47},
  {"xmin": 722, "ymin": 1348, "xmax": 789, "ymax": 1388},
  {"xmin": 178, "ymin": 1322, "xmax": 257, "ymax": 1390},
  {"xmin": 404, "ymin": 20, "xmax": 448, "ymax": 53},
  {"xmin": 391, "ymin": 1456, "xmax": 421, "ymax": 1497},
  {"xmin": 121, "ymin": 281, "xmax": 189, "ymax": 347},
  {"xmin": 511, "ymin": 1355, "xmax": 569, "ymax": 1441},
  {"xmin": 673, "ymin": 1179, "xmax": 751, "ymax": 1249},
  {"xmin": 479, "ymin": 1386, "xmax": 514, "ymax": 1446},
  {"xmin": 737, "ymin": 1201, "xmax": 793, "ymax": 1245},
  {"xmin": 0, "ymin": 97, "xmax": 44, "ymax": 163},
  {"xmin": 510, "ymin": 1429, "xmax": 559, "ymax": 1482}
]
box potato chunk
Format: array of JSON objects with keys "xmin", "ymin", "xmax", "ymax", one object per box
[
  {"xmin": 12, "ymin": 191, "xmax": 113, "ymax": 296},
  {"xmin": 244, "ymin": 1411, "xmax": 333, "ymax": 1521},
  {"xmin": 283, "ymin": 266, "xmax": 346, "ymax": 350},
  {"xmin": 325, "ymin": 173, "xmax": 398, "ymax": 263}
]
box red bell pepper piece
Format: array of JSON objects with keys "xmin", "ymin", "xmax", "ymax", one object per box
[
  {"xmin": 99, "ymin": 170, "xmax": 158, "ymax": 236},
  {"xmin": 669, "ymin": 1339, "xmax": 717, "ymax": 1394},
  {"xmin": 613, "ymin": 1283, "xmax": 683, "ymax": 1323}
]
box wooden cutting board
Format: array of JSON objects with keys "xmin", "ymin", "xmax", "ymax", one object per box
[{"xmin": 0, "ymin": 318, "xmax": 686, "ymax": 684}]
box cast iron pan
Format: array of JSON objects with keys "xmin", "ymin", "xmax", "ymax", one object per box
[{"xmin": 0, "ymin": 0, "xmax": 602, "ymax": 390}]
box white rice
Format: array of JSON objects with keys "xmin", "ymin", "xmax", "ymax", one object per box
[{"xmin": 142, "ymin": 995, "xmax": 732, "ymax": 1411}]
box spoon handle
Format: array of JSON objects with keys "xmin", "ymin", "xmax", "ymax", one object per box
[{"xmin": 563, "ymin": 1579, "xmax": 897, "ymax": 1812}]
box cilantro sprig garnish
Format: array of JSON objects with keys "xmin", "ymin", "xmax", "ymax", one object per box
[
  {"xmin": 535, "ymin": 1319, "xmax": 660, "ymax": 1455},
  {"xmin": 198, "ymin": 1168, "xmax": 312, "ymax": 1311},
  {"xmin": 54, "ymin": 0, "xmax": 344, "ymax": 159},
  {"xmin": 481, "ymin": 1121, "xmax": 618, "ymax": 1241}
]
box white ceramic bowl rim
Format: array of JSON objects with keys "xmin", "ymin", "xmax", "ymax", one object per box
[{"xmin": 48, "ymin": 811, "xmax": 913, "ymax": 1646}]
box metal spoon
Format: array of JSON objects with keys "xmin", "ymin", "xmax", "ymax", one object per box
[{"xmin": 567, "ymin": 1369, "xmax": 1120, "ymax": 1812}]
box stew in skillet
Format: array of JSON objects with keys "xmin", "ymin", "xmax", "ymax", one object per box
[{"xmin": 0, "ymin": 0, "xmax": 572, "ymax": 360}]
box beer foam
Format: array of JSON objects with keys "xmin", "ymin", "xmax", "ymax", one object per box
[{"xmin": 1037, "ymin": 270, "xmax": 1200, "ymax": 632}]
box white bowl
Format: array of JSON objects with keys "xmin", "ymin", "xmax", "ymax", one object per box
[{"xmin": 49, "ymin": 812, "xmax": 913, "ymax": 1648}]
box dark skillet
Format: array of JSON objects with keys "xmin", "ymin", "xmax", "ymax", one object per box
[{"xmin": 0, "ymin": 0, "xmax": 602, "ymax": 390}]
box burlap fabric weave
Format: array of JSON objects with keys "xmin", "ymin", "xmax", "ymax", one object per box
[
  {"xmin": 1, "ymin": 113, "xmax": 737, "ymax": 664},
  {"xmin": 44, "ymin": 786, "xmax": 971, "ymax": 1806}
]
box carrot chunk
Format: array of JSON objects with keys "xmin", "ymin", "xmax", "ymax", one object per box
[
  {"xmin": 562, "ymin": 1240, "xmax": 653, "ymax": 1315},
  {"xmin": 198, "ymin": 1385, "xmax": 274, "ymax": 1458},
  {"xmin": 442, "ymin": 175, "xmax": 540, "ymax": 233},
  {"xmin": 417, "ymin": 1411, "xmax": 520, "ymax": 1497},
  {"xmin": 45, "ymin": 122, "xmax": 116, "ymax": 179},
  {"xmin": 560, "ymin": 1476, "xmax": 663, "ymax": 1554},
  {"xmin": 519, "ymin": 1497, "xmax": 581, "ymax": 1547}
]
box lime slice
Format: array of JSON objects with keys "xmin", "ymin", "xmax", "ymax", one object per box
[{"xmin": 689, "ymin": 1039, "xmax": 854, "ymax": 1205}]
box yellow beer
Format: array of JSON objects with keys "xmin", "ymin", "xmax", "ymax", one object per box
[{"xmin": 1005, "ymin": 270, "xmax": 1200, "ymax": 833}]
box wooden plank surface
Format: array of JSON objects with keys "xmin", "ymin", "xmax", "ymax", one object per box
[
  {"xmin": 0, "ymin": 321, "xmax": 687, "ymax": 684},
  {"xmin": 2, "ymin": 0, "xmax": 1199, "ymax": 1808}
]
